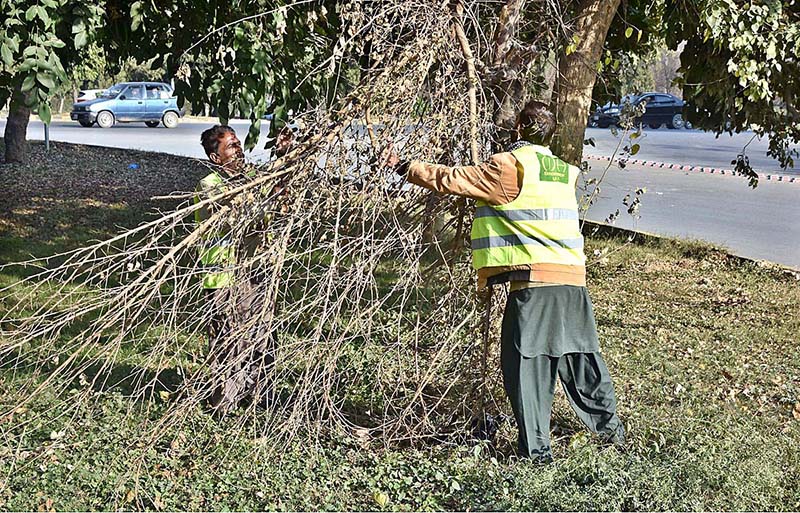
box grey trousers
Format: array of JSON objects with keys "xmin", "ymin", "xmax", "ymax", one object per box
[
  {"xmin": 206, "ymin": 279, "xmax": 277, "ymax": 414},
  {"xmin": 500, "ymin": 345, "xmax": 625, "ymax": 458}
]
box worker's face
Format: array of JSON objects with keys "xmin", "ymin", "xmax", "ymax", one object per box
[{"xmin": 209, "ymin": 131, "xmax": 245, "ymax": 172}]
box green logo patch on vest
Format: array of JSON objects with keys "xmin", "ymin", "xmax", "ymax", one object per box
[{"xmin": 537, "ymin": 153, "xmax": 569, "ymax": 184}]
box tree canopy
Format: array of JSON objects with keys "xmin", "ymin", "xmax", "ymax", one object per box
[
  {"xmin": 0, "ymin": 0, "xmax": 104, "ymax": 123},
  {"xmin": 666, "ymin": 0, "xmax": 800, "ymax": 169},
  {"xmin": 2, "ymin": 0, "xmax": 799, "ymax": 170}
]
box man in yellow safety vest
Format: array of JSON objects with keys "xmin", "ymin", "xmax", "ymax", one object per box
[
  {"xmin": 391, "ymin": 102, "xmax": 625, "ymax": 462},
  {"xmin": 195, "ymin": 125, "xmax": 292, "ymax": 414}
]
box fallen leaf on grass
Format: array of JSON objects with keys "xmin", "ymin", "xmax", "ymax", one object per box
[{"xmin": 373, "ymin": 491, "xmax": 389, "ymax": 507}]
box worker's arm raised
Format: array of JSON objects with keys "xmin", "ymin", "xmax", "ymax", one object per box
[{"xmin": 400, "ymin": 152, "xmax": 521, "ymax": 206}]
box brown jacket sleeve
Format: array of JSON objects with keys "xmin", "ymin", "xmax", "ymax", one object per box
[{"xmin": 405, "ymin": 152, "xmax": 521, "ymax": 205}]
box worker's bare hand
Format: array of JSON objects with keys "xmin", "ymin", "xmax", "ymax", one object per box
[
  {"xmin": 379, "ymin": 142, "xmax": 409, "ymax": 176},
  {"xmin": 379, "ymin": 142, "xmax": 400, "ymax": 168}
]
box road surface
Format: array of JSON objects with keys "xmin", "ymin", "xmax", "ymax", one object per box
[
  {"xmin": 584, "ymin": 126, "xmax": 799, "ymax": 176},
  {"xmin": 2, "ymin": 118, "xmax": 799, "ymax": 268},
  {"xmin": 582, "ymin": 160, "xmax": 799, "ymax": 268}
]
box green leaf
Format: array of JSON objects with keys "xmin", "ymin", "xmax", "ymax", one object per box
[
  {"xmin": 625, "ymin": 27, "xmax": 634, "ymax": 38},
  {"xmin": 72, "ymin": 19, "xmax": 86, "ymax": 34},
  {"xmin": 35, "ymin": 59, "xmax": 54, "ymax": 72},
  {"xmin": 18, "ymin": 58, "xmax": 37, "ymax": 72},
  {"xmin": 38, "ymin": 102, "xmax": 52, "ymax": 124},
  {"xmin": 245, "ymin": 119, "xmax": 261, "ymax": 150},
  {"xmin": 630, "ymin": 143, "xmax": 641, "ymax": 155},
  {"xmin": 1, "ymin": 44, "xmax": 12, "ymax": 67},
  {"xmin": 74, "ymin": 31, "xmax": 87, "ymax": 49},
  {"xmin": 36, "ymin": 71, "xmax": 56, "ymax": 90},
  {"xmin": 373, "ymin": 492, "xmax": 389, "ymax": 508},
  {"xmin": 25, "ymin": 6, "xmax": 37, "ymax": 21},
  {"xmin": 637, "ymin": 29, "xmax": 643, "ymax": 42},
  {"xmin": 36, "ymin": 6, "xmax": 49, "ymax": 24},
  {"xmin": 44, "ymin": 36, "xmax": 66, "ymax": 49},
  {"xmin": 8, "ymin": 36, "xmax": 19, "ymax": 53},
  {"xmin": 766, "ymin": 41, "xmax": 777, "ymax": 60},
  {"xmin": 131, "ymin": 1, "xmax": 144, "ymax": 32},
  {"xmin": 21, "ymin": 74, "xmax": 36, "ymax": 92}
]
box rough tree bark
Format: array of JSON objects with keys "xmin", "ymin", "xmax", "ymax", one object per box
[
  {"xmin": 3, "ymin": 85, "xmax": 31, "ymax": 164},
  {"xmin": 551, "ymin": 0, "xmax": 622, "ymax": 165},
  {"xmin": 488, "ymin": 0, "xmax": 528, "ymax": 147}
]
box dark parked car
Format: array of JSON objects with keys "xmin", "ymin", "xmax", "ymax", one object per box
[
  {"xmin": 70, "ymin": 82, "xmax": 184, "ymax": 128},
  {"xmin": 591, "ymin": 92, "xmax": 689, "ymax": 129}
]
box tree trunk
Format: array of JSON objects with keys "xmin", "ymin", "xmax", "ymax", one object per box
[
  {"xmin": 3, "ymin": 85, "xmax": 31, "ymax": 164},
  {"xmin": 488, "ymin": 0, "xmax": 529, "ymax": 150},
  {"xmin": 551, "ymin": 0, "xmax": 621, "ymax": 165}
]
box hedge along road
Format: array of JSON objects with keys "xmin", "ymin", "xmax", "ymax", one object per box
[{"xmin": 3, "ymin": 118, "xmax": 799, "ymax": 269}]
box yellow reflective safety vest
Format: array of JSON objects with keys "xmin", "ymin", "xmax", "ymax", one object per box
[
  {"xmin": 194, "ymin": 171, "xmax": 235, "ymax": 289},
  {"xmin": 470, "ymin": 144, "xmax": 586, "ymax": 271}
]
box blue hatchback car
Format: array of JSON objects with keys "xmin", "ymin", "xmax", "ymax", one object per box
[{"xmin": 70, "ymin": 82, "xmax": 184, "ymax": 129}]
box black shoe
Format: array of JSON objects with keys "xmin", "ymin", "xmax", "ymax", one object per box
[
  {"xmin": 598, "ymin": 425, "xmax": 626, "ymax": 450},
  {"xmin": 517, "ymin": 447, "xmax": 554, "ymax": 464},
  {"xmin": 470, "ymin": 413, "xmax": 510, "ymax": 442}
]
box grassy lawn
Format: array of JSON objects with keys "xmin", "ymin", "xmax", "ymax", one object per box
[{"xmin": 1, "ymin": 141, "xmax": 799, "ymax": 511}]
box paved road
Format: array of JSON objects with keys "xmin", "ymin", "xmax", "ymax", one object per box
[
  {"xmin": 5, "ymin": 118, "xmax": 274, "ymax": 161},
  {"xmin": 583, "ymin": 161, "xmax": 800, "ymax": 268},
  {"xmin": 584, "ymin": 126, "xmax": 800, "ymax": 176},
  {"xmin": 3, "ymin": 118, "xmax": 799, "ymax": 268},
  {"xmin": 7, "ymin": 119, "xmax": 799, "ymax": 174},
  {"xmin": 7, "ymin": 119, "xmax": 800, "ymax": 174}
]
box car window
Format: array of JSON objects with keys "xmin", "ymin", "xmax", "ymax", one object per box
[
  {"xmin": 145, "ymin": 84, "xmax": 162, "ymax": 99},
  {"xmin": 103, "ymin": 84, "xmax": 125, "ymax": 98},
  {"xmin": 158, "ymin": 85, "xmax": 172, "ymax": 99},
  {"xmin": 655, "ymin": 95, "xmax": 674, "ymax": 104},
  {"xmin": 121, "ymin": 85, "xmax": 143, "ymax": 99}
]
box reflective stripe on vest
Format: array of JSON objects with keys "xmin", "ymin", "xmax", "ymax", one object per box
[
  {"xmin": 470, "ymin": 144, "xmax": 586, "ymax": 270},
  {"xmin": 195, "ymin": 171, "xmax": 235, "ymax": 289}
]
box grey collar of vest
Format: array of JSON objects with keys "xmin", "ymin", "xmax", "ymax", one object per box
[{"xmin": 506, "ymin": 140, "xmax": 533, "ymax": 152}]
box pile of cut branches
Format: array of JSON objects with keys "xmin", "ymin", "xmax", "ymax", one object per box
[{"xmin": 2, "ymin": 0, "xmax": 557, "ymax": 458}]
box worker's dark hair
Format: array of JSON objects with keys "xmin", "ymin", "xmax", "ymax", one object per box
[
  {"xmin": 200, "ymin": 125, "xmax": 236, "ymax": 157},
  {"xmin": 516, "ymin": 101, "xmax": 556, "ymax": 145}
]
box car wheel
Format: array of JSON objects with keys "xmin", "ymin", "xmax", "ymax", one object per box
[
  {"xmin": 96, "ymin": 110, "xmax": 115, "ymax": 129},
  {"xmin": 684, "ymin": 120, "xmax": 693, "ymax": 130},
  {"xmin": 162, "ymin": 111, "xmax": 179, "ymax": 129},
  {"xmin": 667, "ymin": 113, "xmax": 684, "ymax": 129},
  {"xmin": 145, "ymin": 121, "xmax": 160, "ymax": 128},
  {"xmin": 78, "ymin": 120, "xmax": 94, "ymax": 128},
  {"xmin": 648, "ymin": 123, "xmax": 661, "ymax": 129}
]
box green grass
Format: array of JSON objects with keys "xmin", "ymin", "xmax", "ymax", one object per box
[{"xmin": 1, "ymin": 141, "xmax": 799, "ymax": 511}]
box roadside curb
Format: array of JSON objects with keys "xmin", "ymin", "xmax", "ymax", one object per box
[
  {"xmin": 585, "ymin": 154, "xmax": 799, "ymax": 184},
  {"xmin": 582, "ymin": 220, "xmax": 800, "ymax": 274}
]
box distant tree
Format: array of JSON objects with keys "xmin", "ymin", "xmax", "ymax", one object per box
[
  {"xmin": 652, "ymin": 47, "xmax": 681, "ymax": 96},
  {"xmin": 125, "ymin": 0, "xmax": 345, "ymax": 149}
]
